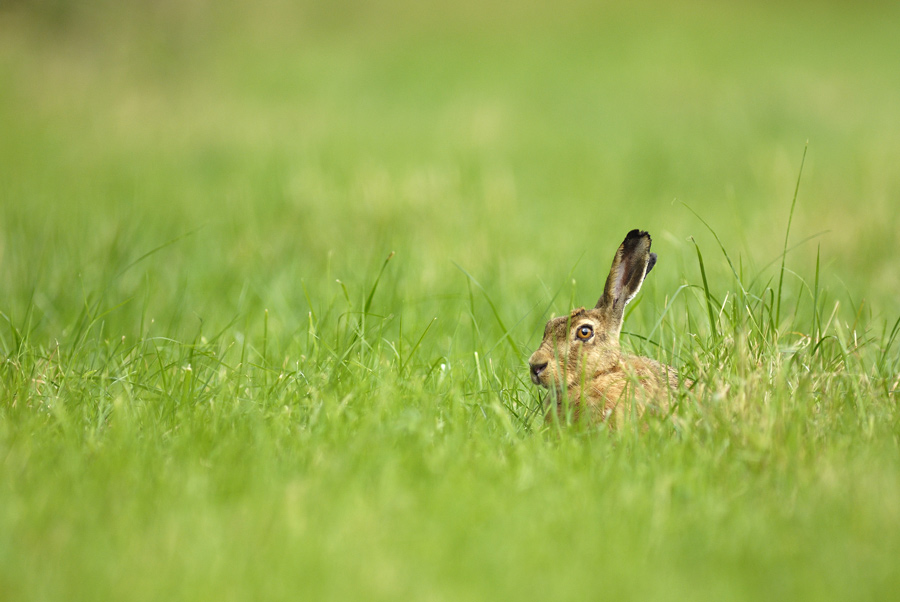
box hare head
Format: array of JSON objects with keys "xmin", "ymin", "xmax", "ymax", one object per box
[{"xmin": 528, "ymin": 229, "xmax": 663, "ymax": 420}]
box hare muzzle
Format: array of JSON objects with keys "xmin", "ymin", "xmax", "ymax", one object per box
[{"xmin": 528, "ymin": 352, "xmax": 550, "ymax": 385}]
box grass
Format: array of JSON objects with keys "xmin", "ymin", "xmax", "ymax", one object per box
[{"xmin": 2, "ymin": 1, "xmax": 900, "ymax": 600}]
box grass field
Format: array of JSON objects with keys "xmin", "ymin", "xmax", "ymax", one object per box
[{"xmin": 2, "ymin": 1, "xmax": 899, "ymax": 600}]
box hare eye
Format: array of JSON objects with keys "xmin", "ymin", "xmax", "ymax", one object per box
[{"xmin": 576, "ymin": 325, "xmax": 593, "ymax": 340}]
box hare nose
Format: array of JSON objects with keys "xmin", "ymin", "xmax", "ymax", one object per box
[{"xmin": 529, "ymin": 359, "xmax": 548, "ymax": 379}]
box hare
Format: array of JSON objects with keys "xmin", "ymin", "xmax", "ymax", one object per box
[{"xmin": 528, "ymin": 229, "xmax": 679, "ymax": 427}]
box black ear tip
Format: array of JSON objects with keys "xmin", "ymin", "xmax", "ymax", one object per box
[
  {"xmin": 624, "ymin": 229, "xmax": 651, "ymax": 241},
  {"xmin": 646, "ymin": 252, "xmax": 658, "ymax": 275},
  {"xmin": 622, "ymin": 230, "xmax": 652, "ymax": 254}
]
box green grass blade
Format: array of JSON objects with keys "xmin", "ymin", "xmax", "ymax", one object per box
[
  {"xmin": 453, "ymin": 262, "xmax": 522, "ymax": 360},
  {"xmin": 691, "ymin": 237, "xmax": 719, "ymax": 341},
  {"xmin": 776, "ymin": 142, "xmax": 808, "ymax": 327}
]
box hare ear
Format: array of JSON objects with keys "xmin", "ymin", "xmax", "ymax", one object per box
[{"xmin": 595, "ymin": 230, "xmax": 656, "ymax": 322}]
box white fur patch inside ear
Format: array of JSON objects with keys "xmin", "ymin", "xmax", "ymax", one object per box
[
  {"xmin": 623, "ymin": 280, "xmax": 643, "ymax": 306},
  {"xmin": 618, "ymin": 261, "xmax": 647, "ymax": 307}
]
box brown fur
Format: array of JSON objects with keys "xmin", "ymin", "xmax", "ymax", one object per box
[{"xmin": 528, "ymin": 230, "xmax": 680, "ymax": 427}]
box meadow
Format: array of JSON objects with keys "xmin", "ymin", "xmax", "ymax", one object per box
[{"xmin": 1, "ymin": 1, "xmax": 899, "ymax": 599}]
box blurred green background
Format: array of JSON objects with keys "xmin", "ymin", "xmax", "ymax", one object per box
[
  {"xmin": 3, "ymin": 0, "xmax": 900, "ymax": 334},
  {"xmin": 2, "ymin": 1, "xmax": 899, "ymax": 600}
]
